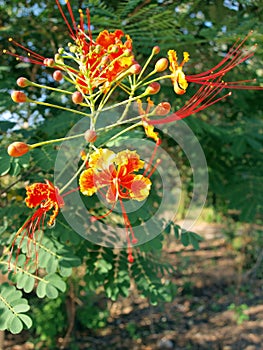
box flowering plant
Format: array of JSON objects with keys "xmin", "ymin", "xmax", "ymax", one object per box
[{"xmin": 0, "ymin": 0, "xmax": 262, "ymax": 337}]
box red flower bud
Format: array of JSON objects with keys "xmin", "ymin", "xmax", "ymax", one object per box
[
  {"xmin": 128, "ymin": 254, "xmax": 134, "ymax": 263},
  {"xmin": 124, "ymin": 49, "xmax": 132, "ymax": 57},
  {"xmin": 95, "ymin": 45, "xmax": 101, "ymax": 54},
  {"xmin": 155, "ymin": 102, "xmax": 171, "ymax": 115},
  {"xmin": 109, "ymin": 45, "xmax": 119, "ymax": 53},
  {"xmin": 43, "ymin": 58, "xmax": 55, "ymax": 67},
  {"xmin": 16, "ymin": 77, "xmax": 30, "ymax": 87},
  {"xmin": 129, "ymin": 64, "xmax": 141, "ymax": 75},
  {"xmin": 155, "ymin": 58, "xmax": 168, "ymax": 72},
  {"xmin": 100, "ymin": 55, "xmax": 109, "ymax": 66},
  {"xmin": 84, "ymin": 129, "xmax": 97, "ymax": 143},
  {"xmin": 7, "ymin": 142, "xmax": 30, "ymax": 157},
  {"xmin": 53, "ymin": 70, "xmax": 63, "ymax": 81},
  {"xmin": 146, "ymin": 82, "xmax": 160, "ymax": 95},
  {"xmin": 11, "ymin": 91, "xmax": 27, "ymax": 103},
  {"xmin": 152, "ymin": 46, "xmax": 160, "ymax": 55},
  {"xmin": 72, "ymin": 91, "xmax": 84, "ymax": 104}
]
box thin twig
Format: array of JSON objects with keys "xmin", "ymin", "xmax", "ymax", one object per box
[{"xmin": 59, "ymin": 279, "xmax": 76, "ymax": 349}]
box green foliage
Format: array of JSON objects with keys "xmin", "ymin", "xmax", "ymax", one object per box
[
  {"xmin": 77, "ymin": 291, "xmax": 109, "ymax": 329},
  {"xmin": 31, "ymin": 296, "xmax": 66, "ymax": 348},
  {"xmin": 0, "ymin": 283, "xmax": 32, "ymax": 334},
  {"xmin": 228, "ymin": 303, "xmax": 250, "ymax": 325},
  {"xmin": 224, "ymin": 221, "xmax": 263, "ymax": 278},
  {"xmin": 165, "ymin": 221, "xmax": 204, "ymax": 250}
]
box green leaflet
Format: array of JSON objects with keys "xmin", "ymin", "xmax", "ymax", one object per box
[{"xmin": 0, "ymin": 283, "xmax": 32, "ymax": 334}]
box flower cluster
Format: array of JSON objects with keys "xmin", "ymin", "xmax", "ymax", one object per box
[
  {"xmin": 8, "ymin": 180, "xmax": 64, "ymax": 270},
  {"xmin": 4, "ymin": 0, "xmax": 262, "ymax": 267},
  {"xmin": 79, "ymin": 148, "xmax": 153, "ymax": 262}
]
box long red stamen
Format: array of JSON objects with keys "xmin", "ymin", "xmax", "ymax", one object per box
[
  {"xmin": 119, "ymin": 199, "xmax": 138, "ymax": 263},
  {"xmin": 61, "ymin": 186, "xmax": 80, "ymax": 197},
  {"xmin": 79, "ymin": 9, "xmax": 84, "ymax": 33},
  {"xmin": 186, "ymin": 32, "xmax": 263, "ymax": 90},
  {"xmin": 188, "ymin": 33, "xmax": 252, "ymax": 79},
  {"xmin": 143, "ymin": 141, "xmax": 160, "ymax": 176},
  {"xmin": 8, "ymin": 208, "xmax": 46, "ymax": 271},
  {"xmin": 7, "ymin": 38, "xmax": 45, "ymax": 61},
  {"xmin": 86, "ymin": 8, "xmax": 92, "ymax": 42},
  {"xmin": 3, "ymin": 39, "xmax": 45, "ymax": 65},
  {"xmin": 150, "ymin": 83, "xmax": 231, "ymax": 125},
  {"xmin": 90, "ymin": 201, "xmax": 117, "ymax": 221},
  {"xmin": 55, "ymin": 0, "xmax": 75, "ymax": 38},
  {"xmin": 66, "ymin": 0, "xmax": 78, "ymax": 35},
  {"xmin": 147, "ymin": 159, "xmax": 161, "ymax": 178}
]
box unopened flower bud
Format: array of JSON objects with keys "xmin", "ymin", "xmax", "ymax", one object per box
[
  {"xmin": 58, "ymin": 47, "xmax": 64, "ymax": 54},
  {"xmin": 124, "ymin": 49, "xmax": 132, "ymax": 57},
  {"xmin": 80, "ymin": 55, "xmax": 87, "ymax": 63},
  {"xmin": 155, "ymin": 102, "xmax": 171, "ymax": 115},
  {"xmin": 17, "ymin": 77, "xmax": 30, "ymax": 87},
  {"xmin": 53, "ymin": 70, "xmax": 63, "ymax": 81},
  {"xmin": 7, "ymin": 142, "xmax": 31, "ymax": 157},
  {"xmin": 11, "ymin": 91, "xmax": 27, "ymax": 103},
  {"xmin": 128, "ymin": 254, "xmax": 134, "ymax": 263},
  {"xmin": 84, "ymin": 129, "xmax": 97, "ymax": 143},
  {"xmin": 129, "ymin": 64, "xmax": 141, "ymax": 75},
  {"xmin": 70, "ymin": 45, "xmax": 78, "ymax": 53},
  {"xmin": 100, "ymin": 55, "xmax": 109, "ymax": 66},
  {"xmin": 155, "ymin": 58, "xmax": 168, "ymax": 72},
  {"xmin": 43, "ymin": 58, "xmax": 55, "ymax": 67},
  {"xmin": 145, "ymin": 82, "xmax": 160, "ymax": 95},
  {"xmin": 72, "ymin": 91, "xmax": 83, "ymax": 104},
  {"xmin": 95, "ymin": 45, "xmax": 101, "ymax": 54},
  {"xmin": 152, "ymin": 46, "xmax": 160, "ymax": 55},
  {"xmin": 55, "ymin": 54, "xmax": 64, "ymax": 64},
  {"xmin": 109, "ymin": 45, "xmax": 119, "ymax": 53}
]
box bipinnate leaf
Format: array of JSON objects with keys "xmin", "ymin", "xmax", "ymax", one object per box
[
  {"xmin": 0, "ymin": 283, "xmax": 32, "ymax": 333},
  {"xmin": 36, "ymin": 273, "xmax": 66, "ymax": 299}
]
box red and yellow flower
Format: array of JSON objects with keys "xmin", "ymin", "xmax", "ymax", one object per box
[
  {"xmin": 168, "ymin": 50, "xmax": 190, "ymax": 95},
  {"xmin": 25, "ymin": 180, "xmax": 64, "ymax": 227},
  {"xmin": 168, "ymin": 32, "xmax": 263, "ymax": 96},
  {"xmin": 55, "ymin": 1, "xmax": 135, "ymax": 93},
  {"xmin": 137, "ymin": 97, "xmax": 160, "ymax": 143},
  {"xmin": 8, "ymin": 180, "xmax": 64, "ymax": 270},
  {"xmin": 79, "ymin": 148, "xmax": 151, "ymax": 203},
  {"xmin": 79, "ymin": 148, "xmax": 153, "ymax": 263}
]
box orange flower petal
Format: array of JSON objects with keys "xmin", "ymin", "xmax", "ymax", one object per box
[
  {"xmin": 129, "ymin": 175, "xmax": 152, "ymax": 201},
  {"xmin": 115, "ymin": 150, "xmax": 144, "ymax": 173},
  {"xmin": 89, "ymin": 148, "xmax": 116, "ymax": 170},
  {"xmin": 79, "ymin": 168, "xmax": 98, "ymax": 196}
]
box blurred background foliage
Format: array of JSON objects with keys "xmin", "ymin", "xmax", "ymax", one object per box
[{"xmin": 0, "ymin": 0, "xmax": 262, "ymax": 347}]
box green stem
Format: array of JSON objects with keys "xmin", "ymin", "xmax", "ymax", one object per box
[
  {"xmin": 96, "ymin": 113, "xmax": 148, "ymax": 133},
  {"xmin": 0, "ymin": 261, "xmax": 48, "ymax": 283},
  {"xmin": 137, "ymin": 51, "xmax": 155, "ymax": 81},
  {"xmin": 0, "ymin": 292, "xmax": 19, "ymax": 316},
  {"xmin": 139, "ymin": 74, "xmax": 172, "ymax": 88},
  {"xmin": 118, "ymin": 87, "xmax": 135, "ymax": 122},
  {"xmin": 99, "ymin": 121, "xmax": 142, "ymax": 147},
  {"xmin": 99, "ymin": 91, "xmax": 148, "ymax": 114},
  {"xmin": 59, "ymin": 153, "xmax": 89, "ymax": 194},
  {"xmin": 30, "ymin": 133, "xmax": 85, "ymax": 149},
  {"xmin": 28, "ymin": 99, "xmax": 92, "ymax": 118},
  {"xmin": 30, "ymin": 81, "xmax": 72, "ymax": 95}
]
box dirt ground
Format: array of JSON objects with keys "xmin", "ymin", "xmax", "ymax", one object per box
[{"xmin": 3, "ymin": 222, "xmax": 263, "ymax": 350}]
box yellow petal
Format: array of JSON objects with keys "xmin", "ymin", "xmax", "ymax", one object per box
[
  {"xmin": 79, "ymin": 168, "xmax": 97, "ymax": 196},
  {"xmin": 130, "ymin": 175, "xmax": 152, "ymax": 201},
  {"xmin": 89, "ymin": 148, "xmax": 116, "ymax": 170},
  {"xmin": 115, "ymin": 150, "xmax": 144, "ymax": 171}
]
